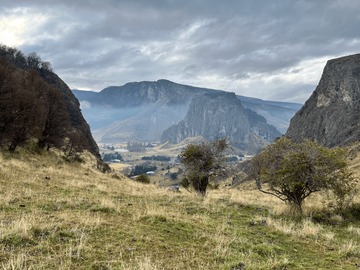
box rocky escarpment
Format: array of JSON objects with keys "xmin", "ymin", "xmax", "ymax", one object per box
[
  {"xmin": 238, "ymin": 96, "xmax": 302, "ymax": 134},
  {"xmin": 161, "ymin": 92, "xmax": 281, "ymax": 154},
  {"xmin": 287, "ymin": 54, "xmax": 360, "ymax": 147}
]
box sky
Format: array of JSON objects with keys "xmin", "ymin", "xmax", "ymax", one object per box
[{"xmin": 1, "ymin": 0, "xmax": 360, "ymax": 103}]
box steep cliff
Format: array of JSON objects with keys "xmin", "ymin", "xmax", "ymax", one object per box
[
  {"xmin": 287, "ymin": 54, "xmax": 360, "ymax": 147},
  {"xmin": 161, "ymin": 92, "xmax": 281, "ymax": 154},
  {"xmin": 238, "ymin": 96, "xmax": 302, "ymax": 133}
]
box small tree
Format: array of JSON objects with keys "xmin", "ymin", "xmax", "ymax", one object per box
[
  {"xmin": 252, "ymin": 137, "xmax": 357, "ymax": 214},
  {"xmin": 180, "ymin": 138, "xmax": 228, "ymax": 195},
  {"xmin": 135, "ymin": 174, "xmax": 150, "ymax": 184}
]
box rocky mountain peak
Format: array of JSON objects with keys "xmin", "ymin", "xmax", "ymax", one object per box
[
  {"xmin": 286, "ymin": 53, "xmax": 360, "ymax": 147},
  {"xmin": 161, "ymin": 92, "xmax": 281, "ymax": 154},
  {"xmin": 315, "ymin": 54, "xmax": 360, "ymax": 107}
]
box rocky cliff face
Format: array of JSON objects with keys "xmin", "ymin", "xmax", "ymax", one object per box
[
  {"xmin": 287, "ymin": 54, "xmax": 360, "ymax": 147},
  {"xmin": 75, "ymin": 80, "xmax": 234, "ymax": 143},
  {"xmin": 161, "ymin": 92, "xmax": 281, "ymax": 154}
]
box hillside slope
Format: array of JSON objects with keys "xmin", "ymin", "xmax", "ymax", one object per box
[
  {"xmin": 0, "ymin": 45, "xmax": 99, "ymax": 157},
  {"xmin": 0, "ymin": 151, "xmax": 359, "ymax": 269}
]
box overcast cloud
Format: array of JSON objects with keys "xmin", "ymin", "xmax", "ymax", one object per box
[{"xmin": 1, "ymin": 0, "xmax": 360, "ymax": 103}]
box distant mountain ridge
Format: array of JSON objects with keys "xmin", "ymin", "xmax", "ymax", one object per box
[
  {"xmin": 75, "ymin": 80, "xmax": 226, "ymax": 107},
  {"xmin": 287, "ymin": 54, "xmax": 360, "ymax": 147},
  {"xmin": 73, "ymin": 80, "xmax": 300, "ymax": 153},
  {"xmin": 237, "ymin": 95, "xmax": 302, "ymax": 133}
]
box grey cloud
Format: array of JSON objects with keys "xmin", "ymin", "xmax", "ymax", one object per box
[{"xmin": 2, "ymin": 0, "xmax": 360, "ymax": 102}]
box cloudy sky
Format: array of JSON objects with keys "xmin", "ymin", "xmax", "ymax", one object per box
[{"xmin": 1, "ymin": 0, "xmax": 360, "ymax": 103}]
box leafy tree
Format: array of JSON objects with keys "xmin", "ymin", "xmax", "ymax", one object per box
[
  {"xmin": 0, "ymin": 45, "xmax": 89, "ymax": 155},
  {"xmin": 0, "ymin": 67, "xmax": 45, "ymax": 151},
  {"xmin": 180, "ymin": 138, "xmax": 228, "ymax": 195},
  {"xmin": 252, "ymin": 137, "xmax": 357, "ymax": 214},
  {"xmin": 37, "ymin": 86, "xmax": 71, "ymax": 150},
  {"xmin": 169, "ymin": 172, "xmax": 178, "ymax": 180}
]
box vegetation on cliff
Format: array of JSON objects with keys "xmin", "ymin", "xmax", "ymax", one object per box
[{"xmin": 0, "ymin": 44, "xmax": 99, "ymax": 157}]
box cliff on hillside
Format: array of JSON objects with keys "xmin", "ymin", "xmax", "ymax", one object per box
[
  {"xmin": 161, "ymin": 92, "xmax": 281, "ymax": 154},
  {"xmin": 287, "ymin": 54, "xmax": 360, "ymax": 147},
  {"xmin": 0, "ymin": 45, "xmax": 99, "ymax": 158}
]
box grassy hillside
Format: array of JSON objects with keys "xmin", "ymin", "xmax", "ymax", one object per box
[{"xmin": 0, "ymin": 150, "xmax": 359, "ymax": 269}]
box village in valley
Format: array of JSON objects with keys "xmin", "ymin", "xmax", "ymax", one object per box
[{"xmin": 99, "ymin": 140, "xmax": 251, "ymax": 188}]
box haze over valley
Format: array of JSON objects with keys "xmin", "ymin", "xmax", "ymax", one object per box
[{"xmin": 73, "ymin": 80, "xmax": 301, "ymax": 153}]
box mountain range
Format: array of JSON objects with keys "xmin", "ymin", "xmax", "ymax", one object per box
[{"xmin": 73, "ymin": 80, "xmax": 301, "ymax": 153}]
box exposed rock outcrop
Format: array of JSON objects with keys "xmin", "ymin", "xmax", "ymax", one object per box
[
  {"xmin": 287, "ymin": 54, "xmax": 360, "ymax": 147},
  {"xmin": 161, "ymin": 92, "xmax": 281, "ymax": 154}
]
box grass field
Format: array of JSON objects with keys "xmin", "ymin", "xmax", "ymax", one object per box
[{"xmin": 0, "ymin": 149, "xmax": 359, "ymax": 269}]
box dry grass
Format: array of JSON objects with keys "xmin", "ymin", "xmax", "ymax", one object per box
[
  {"xmin": 0, "ymin": 148, "xmax": 360, "ymax": 269},
  {"xmin": 265, "ymin": 217, "xmax": 323, "ymax": 238},
  {"xmin": 347, "ymin": 225, "xmax": 360, "ymax": 236},
  {"xmin": 1, "ymin": 253, "xmax": 30, "ymax": 270}
]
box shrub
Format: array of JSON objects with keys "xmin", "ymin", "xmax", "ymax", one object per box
[
  {"xmin": 135, "ymin": 174, "xmax": 150, "ymax": 184},
  {"xmin": 252, "ymin": 137, "xmax": 357, "ymax": 214},
  {"xmin": 180, "ymin": 138, "xmax": 228, "ymax": 195}
]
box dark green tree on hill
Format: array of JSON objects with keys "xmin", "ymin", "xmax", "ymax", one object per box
[
  {"xmin": 251, "ymin": 137, "xmax": 357, "ymax": 214},
  {"xmin": 180, "ymin": 138, "xmax": 229, "ymax": 195}
]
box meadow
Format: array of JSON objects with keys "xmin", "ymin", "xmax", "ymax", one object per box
[{"xmin": 0, "ymin": 149, "xmax": 359, "ymax": 269}]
